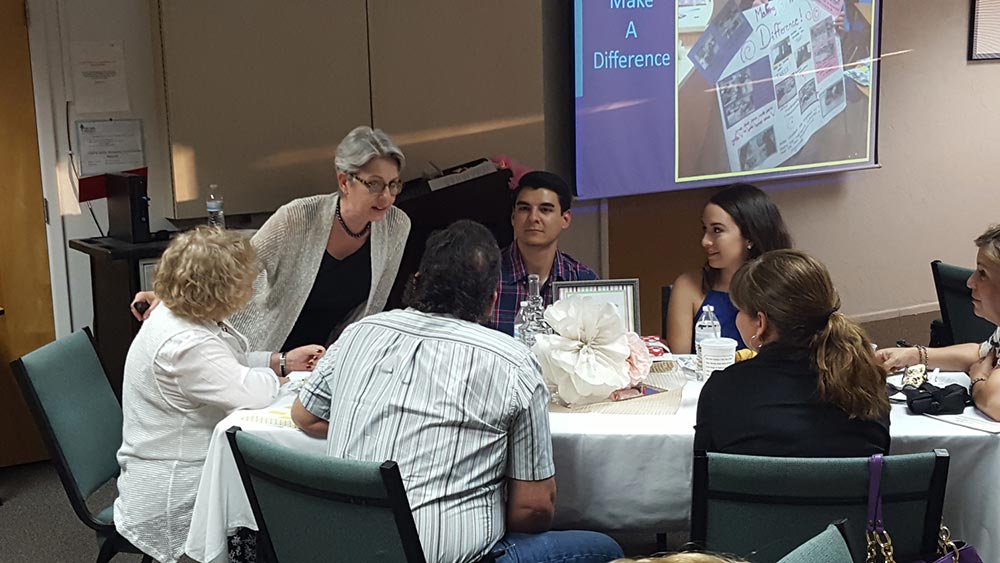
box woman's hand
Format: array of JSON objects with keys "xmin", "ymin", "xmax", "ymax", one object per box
[
  {"xmin": 285, "ymin": 345, "xmax": 326, "ymax": 372},
  {"xmin": 875, "ymin": 347, "xmax": 919, "ymax": 372},
  {"xmin": 130, "ymin": 291, "xmax": 161, "ymax": 321}
]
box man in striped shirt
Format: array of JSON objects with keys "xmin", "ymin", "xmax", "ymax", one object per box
[{"xmin": 292, "ymin": 220, "xmax": 622, "ymax": 563}]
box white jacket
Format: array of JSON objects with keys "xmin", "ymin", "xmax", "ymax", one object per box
[{"xmin": 114, "ymin": 305, "xmax": 280, "ymax": 563}]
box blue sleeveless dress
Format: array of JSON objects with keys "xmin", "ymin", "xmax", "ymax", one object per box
[{"xmin": 693, "ymin": 290, "xmax": 746, "ymax": 349}]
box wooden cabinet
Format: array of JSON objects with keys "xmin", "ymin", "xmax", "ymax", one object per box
[{"xmin": 68, "ymin": 238, "xmax": 170, "ymax": 400}]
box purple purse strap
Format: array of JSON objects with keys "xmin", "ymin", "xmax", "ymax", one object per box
[{"xmin": 867, "ymin": 454, "xmax": 886, "ymax": 534}]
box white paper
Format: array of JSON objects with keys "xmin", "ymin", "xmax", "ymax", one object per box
[
  {"xmin": 71, "ymin": 41, "xmax": 130, "ymax": 113},
  {"xmin": 77, "ymin": 119, "xmax": 145, "ymax": 177},
  {"xmin": 427, "ymin": 160, "xmax": 497, "ymax": 191},
  {"xmin": 714, "ymin": 0, "xmax": 848, "ymax": 173},
  {"xmin": 678, "ymin": 0, "xmax": 714, "ymax": 33},
  {"xmin": 925, "ymin": 410, "xmax": 1000, "ymax": 434}
]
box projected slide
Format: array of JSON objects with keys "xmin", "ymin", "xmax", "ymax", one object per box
[{"xmin": 572, "ymin": 0, "xmax": 878, "ymax": 200}]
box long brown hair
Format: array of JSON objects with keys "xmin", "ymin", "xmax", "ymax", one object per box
[
  {"xmin": 730, "ymin": 249, "xmax": 888, "ymax": 420},
  {"xmin": 701, "ymin": 184, "xmax": 793, "ymax": 293}
]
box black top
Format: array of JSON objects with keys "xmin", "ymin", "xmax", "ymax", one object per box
[
  {"xmin": 694, "ymin": 343, "xmax": 890, "ymax": 457},
  {"xmin": 281, "ymin": 241, "xmax": 372, "ymax": 352}
]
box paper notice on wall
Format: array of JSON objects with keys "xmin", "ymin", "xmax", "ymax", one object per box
[
  {"xmin": 76, "ymin": 119, "xmax": 145, "ymax": 177},
  {"xmin": 71, "ymin": 41, "xmax": 130, "ymax": 114}
]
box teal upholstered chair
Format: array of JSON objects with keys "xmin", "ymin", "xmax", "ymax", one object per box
[
  {"xmin": 931, "ymin": 260, "xmax": 995, "ymax": 346},
  {"xmin": 226, "ymin": 426, "xmax": 426, "ymax": 563},
  {"xmin": 776, "ymin": 521, "xmax": 853, "ymax": 563},
  {"xmin": 690, "ymin": 450, "xmax": 949, "ymax": 563},
  {"xmin": 10, "ymin": 328, "xmax": 151, "ymax": 563}
]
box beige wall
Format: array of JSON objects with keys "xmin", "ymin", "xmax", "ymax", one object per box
[
  {"xmin": 33, "ymin": 0, "xmax": 993, "ymax": 336},
  {"xmin": 609, "ymin": 0, "xmax": 1000, "ymax": 335}
]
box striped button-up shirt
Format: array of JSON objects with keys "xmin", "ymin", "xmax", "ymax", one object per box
[
  {"xmin": 299, "ymin": 308, "xmax": 554, "ymax": 563},
  {"xmin": 488, "ymin": 242, "xmax": 599, "ymax": 336}
]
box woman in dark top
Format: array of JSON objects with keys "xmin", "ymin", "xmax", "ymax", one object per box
[{"xmin": 694, "ymin": 249, "xmax": 890, "ymax": 457}]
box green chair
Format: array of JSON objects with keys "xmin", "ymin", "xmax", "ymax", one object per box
[
  {"xmin": 690, "ymin": 450, "xmax": 949, "ymax": 563},
  {"xmin": 776, "ymin": 521, "xmax": 853, "ymax": 563},
  {"xmin": 10, "ymin": 328, "xmax": 152, "ymax": 563},
  {"xmin": 226, "ymin": 426, "xmax": 426, "ymax": 563},
  {"xmin": 931, "ymin": 260, "xmax": 995, "ymax": 346}
]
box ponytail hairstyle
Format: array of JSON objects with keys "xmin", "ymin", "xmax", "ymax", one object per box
[
  {"xmin": 730, "ymin": 249, "xmax": 888, "ymax": 420},
  {"xmin": 701, "ymin": 184, "xmax": 793, "ymax": 294}
]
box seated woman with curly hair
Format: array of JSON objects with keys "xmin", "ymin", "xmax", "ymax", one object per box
[{"xmin": 114, "ymin": 227, "xmax": 323, "ymax": 563}]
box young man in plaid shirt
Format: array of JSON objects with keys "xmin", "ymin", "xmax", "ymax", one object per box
[{"xmin": 488, "ymin": 171, "xmax": 598, "ymax": 335}]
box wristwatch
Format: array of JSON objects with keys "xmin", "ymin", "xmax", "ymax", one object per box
[{"xmin": 279, "ymin": 352, "xmax": 287, "ymax": 377}]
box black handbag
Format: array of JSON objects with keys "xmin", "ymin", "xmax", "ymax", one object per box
[{"xmin": 901, "ymin": 382, "xmax": 972, "ymax": 415}]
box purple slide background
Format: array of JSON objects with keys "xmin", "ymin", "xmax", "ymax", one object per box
[{"xmin": 575, "ymin": 1, "xmax": 676, "ymax": 200}]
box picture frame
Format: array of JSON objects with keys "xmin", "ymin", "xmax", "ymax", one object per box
[
  {"xmin": 969, "ymin": 0, "xmax": 1000, "ymax": 60},
  {"xmin": 552, "ymin": 278, "xmax": 641, "ymax": 334}
]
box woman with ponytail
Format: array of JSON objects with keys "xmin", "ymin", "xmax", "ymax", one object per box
[{"xmin": 694, "ymin": 249, "xmax": 890, "ymax": 457}]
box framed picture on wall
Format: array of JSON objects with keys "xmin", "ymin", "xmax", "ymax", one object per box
[
  {"xmin": 970, "ymin": 0, "xmax": 1000, "ymax": 60},
  {"xmin": 552, "ymin": 279, "xmax": 641, "ymax": 334}
]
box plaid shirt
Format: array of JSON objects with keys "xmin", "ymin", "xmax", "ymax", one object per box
[{"xmin": 488, "ymin": 243, "xmax": 598, "ymax": 335}]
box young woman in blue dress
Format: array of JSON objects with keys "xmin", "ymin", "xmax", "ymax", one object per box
[{"xmin": 666, "ymin": 184, "xmax": 792, "ymax": 354}]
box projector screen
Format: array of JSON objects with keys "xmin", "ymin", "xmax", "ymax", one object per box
[{"xmin": 570, "ymin": 0, "xmax": 880, "ymax": 200}]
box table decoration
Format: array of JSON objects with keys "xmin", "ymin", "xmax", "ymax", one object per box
[{"xmin": 532, "ymin": 295, "xmax": 651, "ymax": 406}]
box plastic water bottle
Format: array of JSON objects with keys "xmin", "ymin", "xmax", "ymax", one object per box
[
  {"xmin": 694, "ymin": 305, "xmax": 722, "ymax": 380},
  {"xmin": 206, "ymin": 183, "xmax": 226, "ymax": 228}
]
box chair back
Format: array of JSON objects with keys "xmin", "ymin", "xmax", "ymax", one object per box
[
  {"xmin": 9, "ymin": 328, "xmax": 122, "ymax": 533},
  {"xmin": 691, "ymin": 450, "xmax": 949, "ymax": 563},
  {"xmin": 931, "ymin": 260, "xmax": 995, "ymax": 345},
  {"xmin": 227, "ymin": 426, "xmax": 426, "ymax": 563},
  {"xmin": 661, "ymin": 284, "xmax": 673, "ymax": 339},
  {"xmin": 776, "ymin": 521, "xmax": 853, "ymax": 563}
]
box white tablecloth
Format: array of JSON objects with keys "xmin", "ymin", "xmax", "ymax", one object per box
[{"xmin": 185, "ymin": 372, "xmax": 999, "ymax": 562}]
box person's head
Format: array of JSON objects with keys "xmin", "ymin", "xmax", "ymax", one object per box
[
  {"xmin": 404, "ymin": 220, "xmax": 500, "ymax": 323},
  {"xmin": 153, "ymin": 226, "xmax": 258, "ymax": 324},
  {"xmin": 335, "ymin": 125, "xmax": 406, "ymax": 223},
  {"xmin": 701, "ymin": 183, "xmax": 792, "ymax": 292},
  {"xmin": 970, "ymin": 224, "xmax": 1000, "ymax": 325},
  {"xmin": 511, "ymin": 171, "xmax": 573, "ymax": 251},
  {"xmin": 612, "ymin": 554, "xmax": 746, "ymax": 563},
  {"xmin": 730, "ymin": 249, "xmax": 888, "ymax": 420}
]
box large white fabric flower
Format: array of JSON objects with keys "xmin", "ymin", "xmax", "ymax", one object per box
[{"xmin": 532, "ymin": 296, "xmax": 631, "ymax": 405}]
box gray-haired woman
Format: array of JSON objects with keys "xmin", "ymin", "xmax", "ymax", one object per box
[{"xmin": 133, "ymin": 126, "xmax": 411, "ymax": 352}]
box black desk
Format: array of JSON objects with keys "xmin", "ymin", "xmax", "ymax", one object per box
[
  {"xmin": 69, "ymin": 237, "xmax": 170, "ymax": 399},
  {"xmin": 389, "ymin": 168, "xmax": 514, "ymax": 308}
]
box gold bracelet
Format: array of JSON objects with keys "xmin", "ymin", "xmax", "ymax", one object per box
[{"xmin": 915, "ymin": 344, "xmax": 928, "ymax": 367}]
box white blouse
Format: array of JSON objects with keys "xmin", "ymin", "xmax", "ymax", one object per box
[{"xmin": 114, "ymin": 305, "xmax": 280, "ymax": 563}]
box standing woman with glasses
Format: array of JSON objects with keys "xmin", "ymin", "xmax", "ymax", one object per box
[
  {"xmin": 234, "ymin": 125, "xmax": 411, "ymax": 352},
  {"xmin": 132, "ymin": 125, "xmax": 411, "ymax": 353}
]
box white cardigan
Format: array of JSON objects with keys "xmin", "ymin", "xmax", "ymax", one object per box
[
  {"xmin": 114, "ymin": 306, "xmax": 280, "ymax": 563},
  {"xmin": 229, "ymin": 192, "xmax": 411, "ymax": 351}
]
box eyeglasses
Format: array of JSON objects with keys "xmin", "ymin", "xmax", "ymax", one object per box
[{"xmin": 350, "ymin": 173, "xmax": 404, "ymax": 196}]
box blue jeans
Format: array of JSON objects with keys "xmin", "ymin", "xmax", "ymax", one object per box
[{"xmin": 492, "ymin": 530, "xmax": 624, "ymax": 563}]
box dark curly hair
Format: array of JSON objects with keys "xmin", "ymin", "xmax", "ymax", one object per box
[{"xmin": 404, "ymin": 220, "xmax": 500, "ymax": 323}]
